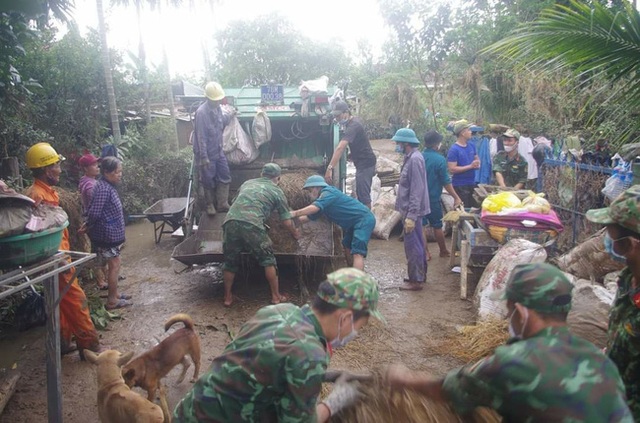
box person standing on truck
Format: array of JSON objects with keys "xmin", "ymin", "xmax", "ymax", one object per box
[
  {"xmin": 324, "ymin": 100, "xmax": 377, "ymax": 209},
  {"xmin": 193, "ymin": 81, "xmax": 231, "ymax": 215},
  {"xmin": 291, "ymin": 175, "xmax": 375, "ymax": 271},
  {"xmin": 492, "ymin": 128, "xmax": 528, "ymax": 189},
  {"xmin": 385, "ymin": 263, "xmax": 633, "ymax": 421},
  {"xmin": 174, "ymin": 267, "xmax": 384, "ymax": 423},
  {"xmin": 24, "ymin": 143, "xmax": 101, "ymax": 358},
  {"xmin": 393, "ymin": 128, "xmax": 430, "ymax": 291},
  {"xmin": 221, "ymin": 163, "xmax": 299, "ymax": 307},
  {"xmin": 447, "ymin": 119, "xmax": 480, "ymax": 208}
]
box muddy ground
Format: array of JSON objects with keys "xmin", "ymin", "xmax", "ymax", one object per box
[{"xmin": 0, "ymin": 140, "xmax": 475, "ymax": 422}]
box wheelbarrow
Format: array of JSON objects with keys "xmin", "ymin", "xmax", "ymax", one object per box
[{"xmin": 143, "ymin": 197, "xmax": 194, "ymax": 244}]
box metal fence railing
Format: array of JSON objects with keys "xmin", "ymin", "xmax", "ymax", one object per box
[{"xmin": 539, "ymin": 159, "xmax": 628, "ymax": 252}]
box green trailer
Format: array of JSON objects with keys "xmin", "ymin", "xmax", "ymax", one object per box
[{"xmin": 172, "ymin": 84, "xmax": 346, "ymax": 267}]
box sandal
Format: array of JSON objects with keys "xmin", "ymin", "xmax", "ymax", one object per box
[
  {"xmin": 106, "ymin": 299, "xmax": 132, "ymax": 310},
  {"xmin": 118, "ymin": 293, "xmax": 132, "ymax": 300}
]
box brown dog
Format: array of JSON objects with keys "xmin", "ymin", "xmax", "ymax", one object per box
[
  {"xmin": 122, "ymin": 313, "xmax": 201, "ymax": 401},
  {"xmin": 84, "ymin": 349, "xmax": 164, "ymax": 423}
]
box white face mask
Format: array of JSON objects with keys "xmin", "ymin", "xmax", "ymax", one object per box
[
  {"xmin": 330, "ymin": 314, "xmax": 358, "ymax": 349},
  {"xmin": 504, "ymin": 145, "xmax": 516, "ymax": 153},
  {"xmin": 508, "ymin": 307, "xmax": 529, "ymax": 340}
]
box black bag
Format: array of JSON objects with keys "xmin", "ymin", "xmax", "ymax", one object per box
[{"xmin": 15, "ymin": 286, "xmax": 46, "ymax": 331}]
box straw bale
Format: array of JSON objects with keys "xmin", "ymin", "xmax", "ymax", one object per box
[
  {"xmin": 437, "ymin": 319, "xmax": 509, "ymax": 364},
  {"xmin": 55, "ymin": 187, "xmax": 89, "ymax": 252},
  {"xmin": 329, "ymin": 373, "xmax": 501, "ymax": 423}
]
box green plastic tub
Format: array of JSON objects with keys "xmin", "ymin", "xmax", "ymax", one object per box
[{"xmin": 0, "ymin": 221, "xmax": 68, "ymax": 269}]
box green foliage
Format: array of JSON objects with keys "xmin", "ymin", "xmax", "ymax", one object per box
[
  {"xmin": 213, "ymin": 13, "xmax": 351, "ymax": 86},
  {"xmin": 88, "ymin": 293, "xmax": 122, "ymax": 330},
  {"xmin": 484, "ymin": 0, "xmax": 640, "ymax": 146},
  {"xmin": 120, "ymin": 148, "xmax": 192, "ymax": 214},
  {"xmin": 126, "ymin": 118, "xmax": 177, "ymax": 160}
]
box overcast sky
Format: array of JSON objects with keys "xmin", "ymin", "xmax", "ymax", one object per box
[{"xmin": 69, "ymin": 0, "xmax": 390, "ymax": 79}]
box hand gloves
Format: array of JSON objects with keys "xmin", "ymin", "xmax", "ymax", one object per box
[
  {"xmin": 322, "ymin": 376, "xmax": 363, "ymax": 417},
  {"xmin": 404, "ymin": 218, "xmax": 415, "ymax": 234}
]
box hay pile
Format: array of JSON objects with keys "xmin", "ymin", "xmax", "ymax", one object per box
[
  {"xmin": 437, "ymin": 319, "xmax": 509, "ymax": 364},
  {"xmin": 266, "ymin": 213, "xmax": 298, "ymax": 253},
  {"xmin": 56, "ymin": 187, "xmax": 89, "ymax": 253},
  {"xmin": 329, "ymin": 373, "xmax": 501, "ymax": 423},
  {"xmin": 279, "ymin": 170, "xmax": 317, "ymax": 210},
  {"xmin": 266, "ymin": 170, "xmax": 320, "ymax": 252}
]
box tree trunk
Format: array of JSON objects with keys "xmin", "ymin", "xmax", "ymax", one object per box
[
  {"xmin": 96, "ymin": 0, "xmax": 121, "ymax": 142},
  {"xmin": 136, "ymin": 0, "xmax": 151, "ymax": 124},
  {"xmin": 157, "ymin": 3, "xmax": 179, "ymax": 151}
]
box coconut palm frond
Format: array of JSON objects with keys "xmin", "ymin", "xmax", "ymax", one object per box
[{"xmin": 483, "ymin": 0, "xmax": 640, "ymax": 146}]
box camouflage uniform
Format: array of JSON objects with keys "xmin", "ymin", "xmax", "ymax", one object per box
[
  {"xmin": 443, "ymin": 263, "xmax": 632, "ymax": 421},
  {"xmin": 173, "ymin": 268, "xmax": 384, "ymax": 422},
  {"xmin": 492, "ymin": 151, "xmax": 528, "ymax": 187},
  {"xmin": 586, "ymin": 185, "xmax": 640, "ymax": 419},
  {"xmin": 222, "ymin": 165, "xmax": 291, "ymax": 272}
]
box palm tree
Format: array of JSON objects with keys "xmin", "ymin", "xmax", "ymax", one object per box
[{"xmin": 484, "ymin": 0, "xmax": 640, "ymax": 146}]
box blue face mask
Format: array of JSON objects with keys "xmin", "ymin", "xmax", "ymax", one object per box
[
  {"xmin": 330, "ymin": 314, "xmax": 358, "ymax": 349},
  {"xmin": 604, "ymin": 232, "xmax": 627, "ymax": 262},
  {"xmin": 395, "ymin": 144, "xmax": 403, "ymax": 153}
]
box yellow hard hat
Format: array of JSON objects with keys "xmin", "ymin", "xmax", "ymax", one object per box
[
  {"xmin": 25, "ymin": 142, "xmax": 64, "ymax": 169},
  {"xmin": 204, "ymin": 82, "xmax": 225, "ymax": 101}
]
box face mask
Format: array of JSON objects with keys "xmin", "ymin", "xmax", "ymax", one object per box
[
  {"xmin": 504, "ymin": 145, "xmax": 516, "ymax": 153},
  {"xmin": 339, "ymin": 119, "xmax": 349, "ymax": 125},
  {"xmin": 508, "ymin": 307, "xmax": 529, "ymax": 340},
  {"xmin": 604, "ymin": 232, "xmax": 627, "ymax": 262},
  {"xmin": 330, "ymin": 314, "xmax": 358, "ymax": 349},
  {"xmin": 395, "ymin": 144, "xmax": 403, "ymax": 153}
]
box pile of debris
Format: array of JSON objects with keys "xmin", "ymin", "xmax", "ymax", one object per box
[{"xmin": 443, "ymin": 229, "xmax": 624, "ymax": 363}]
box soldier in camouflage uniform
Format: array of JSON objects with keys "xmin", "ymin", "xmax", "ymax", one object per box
[
  {"xmin": 386, "ymin": 262, "xmax": 633, "ymax": 421},
  {"xmin": 221, "ymin": 163, "xmax": 299, "ymax": 307},
  {"xmin": 492, "ymin": 128, "xmax": 528, "ymax": 189},
  {"xmin": 587, "ymin": 185, "xmax": 640, "ymax": 420},
  {"xmin": 173, "ymin": 267, "xmax": 384, "ymax": 422}
]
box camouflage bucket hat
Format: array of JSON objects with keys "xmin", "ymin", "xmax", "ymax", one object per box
[
  {"xmin": 586, "ymin": 185, "xmax": 640, "ymax": 234},
  {"xmin": 453, "ymin": 119, "xmax": 472, "ymax": 135},
  {"xmin": 503, "ymin": 128, "xmax": 521, "ymax": 139},
  {"xmin": 490, "ymin": 263, "xmax": 573, "ymax": 314},
  {"xmin": 261, "ymin": 163, "xmax": 281, "ymax": 178},
  {"xmin": 319, "ymin": 268, "xmax": 385, "ymax": 323}
]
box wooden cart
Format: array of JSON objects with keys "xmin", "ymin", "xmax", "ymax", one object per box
[{"xmin": 449, "ymin": 215, "xmax": 501, "ymax": 300}]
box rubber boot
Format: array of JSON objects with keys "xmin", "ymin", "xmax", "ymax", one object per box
[
  {"xmin": 205, "ymin": 189, "xmax": 217, "ymax": 216},
  {"xmin": 215, "ymin": 183, "xmax": 231, "ymax": 212}
]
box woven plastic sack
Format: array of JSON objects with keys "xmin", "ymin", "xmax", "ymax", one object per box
[
  {"xmin": 252, "ymin": 110, "xmax": 272, "ymax": 148},
  {"xmin": 223, "ymin": 116, "xmax": 259, "ymax": 165},
  {"xmin": 474, "ymin": 239, "xmax": 547, "ymax": 321},
  {"xmin": 481, "ymin": 191, "xmax": 521, "ymax": 213},
  {"xmin": 372, "ymin": 187, "xmax": 401, "ymax": 240}
]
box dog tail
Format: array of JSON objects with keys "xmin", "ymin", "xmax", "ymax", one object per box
[{"xmin": 165, "ymin": 313, "xmax": 194, "ymax": 332}]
